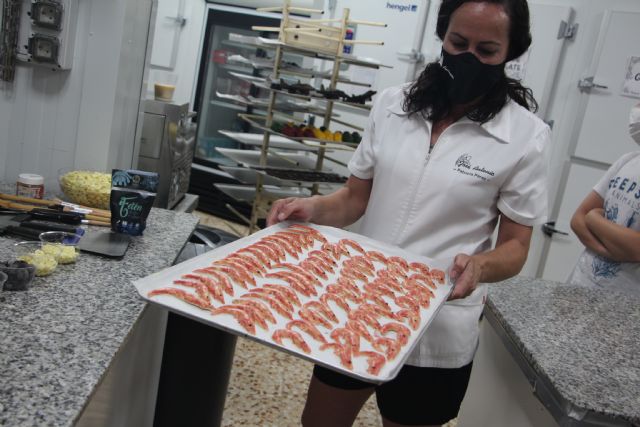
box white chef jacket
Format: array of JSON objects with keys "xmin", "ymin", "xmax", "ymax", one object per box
[
  {"xmin": 568, "ymin": 151, "xmax": 640, "ymax": 293},
  {"xmin": 348, "ymin": 85, "xmax": 550, "ymax": 368}
]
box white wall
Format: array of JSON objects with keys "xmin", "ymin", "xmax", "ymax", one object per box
[{"xmin": 0, "ymin": 0, "xmax": 153, "ymax": 190}]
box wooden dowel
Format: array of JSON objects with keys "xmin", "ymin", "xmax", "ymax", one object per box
[
  {"xmin": 343, "ymin": 39, "xmax": 385, "ymax": 45},
  {"xmin": 287, "ymin": 7, "xmax": 324, "ymax": 13},
  {"xmin": 283, "ymin": 27, "xmax": 322, "ymax": 33},
  {"xmin": 251, "ymin": 26, "xmax": 281, "ymax": 32},
  {"xmin": 0, "ymin": 193, "xmax": 52, "ymax": 206},
  {"xmin": 347, "ymin": 19, "xmax": 388, "ymax": 27},
  {"xmin": 256, "ymin": 6, "xmax": 283, "ymax": 12}
]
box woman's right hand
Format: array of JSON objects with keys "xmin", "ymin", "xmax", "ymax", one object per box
[{"xmin": 267, "ymin": 197, "xmax": 317, "ymax": 226}]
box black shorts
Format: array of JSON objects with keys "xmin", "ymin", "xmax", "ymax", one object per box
[{"xmin": 313, "ymin": 362, "xmax": 473, "ymax": 425}]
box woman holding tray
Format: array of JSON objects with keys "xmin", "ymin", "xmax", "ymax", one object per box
[{"xmin": 268, "ymin": 0, "xmax": 549, "ymax": 425}]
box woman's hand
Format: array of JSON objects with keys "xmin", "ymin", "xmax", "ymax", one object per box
[
  {"xmin": 448, "ymin": 253, "xmax": 482, "ymax": 300},
  {"xmin": 267, "ymin": 197, "xmax": 317, "ymax": 226}
]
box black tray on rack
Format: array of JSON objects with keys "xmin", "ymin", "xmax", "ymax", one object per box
[{"xmin": 253, "ymin": 167, "xmax": 348, "ymax": 184}]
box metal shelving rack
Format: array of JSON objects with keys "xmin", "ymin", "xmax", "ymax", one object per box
[{"xmin": 216, "ymin": 0, "xmax": 387, "ymax": 234}]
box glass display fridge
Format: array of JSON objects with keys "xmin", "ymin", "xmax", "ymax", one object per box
[{"xmin": 189, "ymin": 4, "xmax": 282, "ymax": 222}]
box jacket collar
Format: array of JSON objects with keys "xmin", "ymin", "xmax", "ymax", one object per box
[{"xmin": 385, "ymin": 91, "xmax": 513, "ymax": 144}]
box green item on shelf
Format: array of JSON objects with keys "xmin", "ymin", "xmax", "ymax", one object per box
[
  {"xmin": 342, "ymin": 131, "xmax": 353, "ymax": 143},
  {"xmin": 352, "ymin": 132, "xmax": 362, "ymax": 143}
]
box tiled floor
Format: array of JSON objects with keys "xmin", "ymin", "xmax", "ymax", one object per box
[{"xmin": 193, "ymin": 211, "xmax": 457, "ymax": 427}]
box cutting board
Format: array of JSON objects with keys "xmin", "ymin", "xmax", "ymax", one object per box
[{"xmin": 78, "ymin": 231, "xmax": 131, "ymax": 258}]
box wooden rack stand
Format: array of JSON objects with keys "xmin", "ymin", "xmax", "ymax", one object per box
[{"xmin": 215, "ymin": 0, "xmax": 388, "ymax": 234}]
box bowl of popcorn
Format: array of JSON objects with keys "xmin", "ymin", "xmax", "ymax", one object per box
[
  {"xmin": 39, "ymin": 231, "xmax": 80, "ymax": 265},
  {"xmin": 58, "ymin": 169, "xmax": 111, "ymax": 210},
  {"xmin": 14, "ymin": 241, "xmax": 58, "ymax": 277}
]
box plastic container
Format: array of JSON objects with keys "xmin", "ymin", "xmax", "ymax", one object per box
[
  {"xmin": 58, "ymin": 168, "xmax": 111, "ymax": 210},
  {"xmin": 14, "ymin": 241, "xmax": 57, "ymax": 277},
  {"xmin": 16, "ymin": 173, "xmax": 44, "ymax": 199},
  {"xmin": 39, "ymin": 231, "xmax": 80, "ymax": 264},
  {"xmin": 154, "ymin": 72, "xmax": 178, "ymax": 102},
  {"xmin": 0, "ymin": 261, "xmax": 36, "ymax": 291}
]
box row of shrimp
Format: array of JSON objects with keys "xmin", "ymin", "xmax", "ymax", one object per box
[{"xmin": 148, "ymin": 223, "xmax": 446, "ymax": 377}]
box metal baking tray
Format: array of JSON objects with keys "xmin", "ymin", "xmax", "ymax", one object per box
[{"xmin": 133, "ymin": 222, "xmax": 453, "ymax": 383}]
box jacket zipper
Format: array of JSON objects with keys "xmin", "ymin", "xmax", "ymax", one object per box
[{"xmin": 393, "ymin": 131, "xmax": 443, "ymax": 245}]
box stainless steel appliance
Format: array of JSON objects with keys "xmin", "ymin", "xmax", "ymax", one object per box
[{"xmin": 138, "ymin": 100, "xmax": 196, "ymax": 209}]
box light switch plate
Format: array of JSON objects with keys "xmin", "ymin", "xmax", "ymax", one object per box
[{"xmin": 28, "ymin": 33, "xmax": 59, "ymax": 63}]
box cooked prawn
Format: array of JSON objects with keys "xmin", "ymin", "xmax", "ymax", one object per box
[{"xmin": 272, "ymin": 329, "xmax": 311, "ymax": 354}]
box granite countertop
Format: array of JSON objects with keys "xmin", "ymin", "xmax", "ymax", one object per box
[
  {"xmin": 0, "ymin": 200, "xmax": 199, "ymax": 426},
  {"xmin": 487, "ymin": 277, "xmax": 640, "ymax": 426}
]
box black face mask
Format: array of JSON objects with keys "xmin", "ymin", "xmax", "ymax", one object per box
[{"xmin": 441, "ymin": 49, "xmax": 505, "ymax": 105}]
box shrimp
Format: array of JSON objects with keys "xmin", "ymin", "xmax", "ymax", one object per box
[
  {"xmin": 341, "ymin": 266, "xmax": 369, "ymax": 283},
  {"xmin": 306, "ymin": 255, "xmax": 336, "ymax": 274},
  {"xmin": 262, "ymin": 235, "xmax": 299, "ymax": 259},
  {"xmin": 272, "ymin": 329, "xmax": 311, "ymax": 354},
  {"xmin": 359, "ymin": 303, "xmax": 395, "ymax": 320},
  {"xmin": 287, "ymin": 224, "xmax": 327, "ymax": 244},
  {"xmin": 232, "ymin": 299, "xmax": 276, "ymax": 324},
  {"xmin": 321, "ymin": 242, "xmax": 341, "ymax": 261},
  {"xmin": 272, "ymin": 263, "xmax": 321, "ymax": 287},
  {"xmin": 362, "ymin": 291, "xmax": 391, "ymax": 311},
  {"xmin": 193, "ymin": 268, "xmax": 234, "ymax": 296},
  {"xmin": 336, "ymin": 276, "xmax": 360, "ymax": 295},
  {"xmin": 299, "ymin": 308, "xmax": 333, "ymax": 329},
  {"xmin": 211, "ymin": 306, "xmax": 256, "ymax": 334},
  {"xmin": 395, "ymin": 308, "xmax": 421, "ymax": 330},
  {"xmin": 348, "ymin": 309, "xmax": 382, "ymax": 331},
  {"xmin": 364, "ymin": 282, "xmax": 395, "ymax": 299},
  {"xmin": 339, "ymin": 238, "xmax": 366, "ymax": 255},
  {"xmin": 263, "ymin": 283, "xmax": 302, "ymax": 306},
  {"xmin": 173, "ymin": 279, "xmax": 213, "ymax": 304},
  {"xmin": 300, "ymin": 259, "xmax": 329, "ymax": 280},
  {"xmin": 286, "ymin": 319, "xmax": 327, "ymax": 343},
  {"xmin": 394, "ymin": 295, "xmax": 420, "ymax": 312},
  {"xmin": 237, "ymin": 246, "xmax": 272, "ymax": 268},
  {"xmin": 205, "ymin": 265, "xmax": 249, "ymax": 289},
  {"xmin": 354, "ymin": 351, "xmax": 386, "ymax": 376},
  {"xmin": 242, "ymin": 293, "xmax": 293, "ymax": 320},
  {"xmin": 253, "ymin": 242, "xmax": 285, "ymax": 263},
  {"xmin": 148, "ymin": 288, "xmax": 211, "ymax": 310},
  {"xmin": 380, "ymin": 322, "xmax": 411, "ymax": 346},
  {"xmin": 320, "ymin": 342, "xmax": 353, "ymax": 369},
  {"xmin": 430, "ymin": 268, "xmax": 446, "ymax": 284},
  {"xmin": 408, "ymin": 273, "xmax": 436, "ymax": 290},
  {"xmin": 221, "ymin": 304, "xmax": 268, "ymax": 331},
  {"xmin": 265, "ymin": 272, "xmax": 317, "ymax": 297},
  {"xmin": 182, "ymin": 274, "xmax": 225, "ymax": 304},
  {"xmin": 409, "ymin": 262, "xmax": 430, "ymax": 276},
  {"xmin": 330, "ymin": 328, "xmax": 361, "ymax": 353},
  {"xmin": 321, "ymin": 292, "xmax": 351, "ymax": 314},
  {"xmin": 365, "ymin": 250, "xmax": 388, "ymax": 265},
  {"xmin": 212, "ymin": 261, "xmax": 257, "ymax": 286},
  {"xmin": 387, "ymin": 256, "xmax": 409, "ymax": 272},
  {"xmin": 308, "ymin": 250, "xmax": 337, "ymax": 266},
  {"xmin": 227, "ymin": 253, "xmax": 266, "ymax": 275},
  {"xmin": 303, "ymin": 300, "xmax": 338, "ymax": 323},
  {"xmin": 346, "ymin": 319, "xmax": 374, "ymax": 343},
  {"xmin": 372, "ymin": 337, "xmax": 401, "ymax": 360},
  {"xmin": 326, "ymin": 284, "xmax": 361, "ymax": 304},
  {"xmin": 248, "ymin": 288, "xmax": 294, "ymax": 312}
]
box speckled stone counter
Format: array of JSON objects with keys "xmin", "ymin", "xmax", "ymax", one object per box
[
  {"xmin": 0, "ymin": 205, "xmax": 199, "ymax": 426},
  {"xmin": 486, "ymin": 277, "xmax": 640, "ymax": 426}
]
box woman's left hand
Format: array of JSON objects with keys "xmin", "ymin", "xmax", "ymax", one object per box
[{"xmin": 448, "ymin": 254, "xmax": 482, "ymax": 300}]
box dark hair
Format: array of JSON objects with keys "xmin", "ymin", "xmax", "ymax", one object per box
[{"xmin": 403, "ymin": 0, "xmax": 538, "ymax": 123}]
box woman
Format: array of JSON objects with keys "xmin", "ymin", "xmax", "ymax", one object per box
[
  {"xmin": 568, "ymin": 103, "xmax": 640, "ymax": 293},
  {"xmin": 267, "ymin": 0, "xmax": 550, "ymax": 425}
]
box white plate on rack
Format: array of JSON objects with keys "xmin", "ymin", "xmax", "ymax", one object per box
[
  {"xmin": 215, "ymin": 147, "xmax": 332, "ymax": 171},
  {"xmin": 214, "ymin": 183, "xmax": 311, "ymax": 202},
  {"xmin": 133, "ymin": 222, "xmax": 453, "ymax": 383},
  {"xmin": 218, "ymin": 131, "xmax": 315, "ymax": 152}
]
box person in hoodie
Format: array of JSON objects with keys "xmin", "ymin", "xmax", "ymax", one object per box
[{"xmin": 268, "ymin": 0, "xmax": 549, "ymax": 425}]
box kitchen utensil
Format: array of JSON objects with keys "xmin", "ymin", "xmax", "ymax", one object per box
[
  {"xmin": 0, "ymin": 211, "xmax": 86, "ymax": 240},
  {"xmin": 0, "ymin": 200, "xmax": 110, "ymax": 226},
  {"xmin": 77, "ymin": 231, "xmax": 131, "ymax": 258},
  {"xmin": 0, "ymin": 193, "xmax": 111, "ymax": 219}
]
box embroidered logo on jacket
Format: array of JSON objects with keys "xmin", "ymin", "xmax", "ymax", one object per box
[{"xmin": 453, "ymin": 154, "xmax": 495, "ymax": 182}]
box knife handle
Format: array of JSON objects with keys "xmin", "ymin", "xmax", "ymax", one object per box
[
  {"xmin": 30, "ymin": 209, "xmax": 82, "ymax": 224},
  {"xmin": 22, "ymin": 222, "xmax": 85, "ymax": 236},
  {"xmin": 5, "ymin": 225, "xmax": 43, "ymax": 241}
]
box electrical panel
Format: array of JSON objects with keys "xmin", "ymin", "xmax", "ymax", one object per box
[{"xmin": 16, "ymin": 0, "xmax": 79, "ymax": 70}]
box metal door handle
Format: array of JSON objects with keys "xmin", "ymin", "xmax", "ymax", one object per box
[
  {"xmin": 578, "ymin": 77, "xmax": 608, "ymax": 92},
  {"xmin": 542, "ymin": 221, "xmax": 569, "ymax": 237}
]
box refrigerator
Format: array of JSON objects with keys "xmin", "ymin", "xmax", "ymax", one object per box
[{"xmin": 189, "ymin": 1, "xmax": 431, "ymax": 223}]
